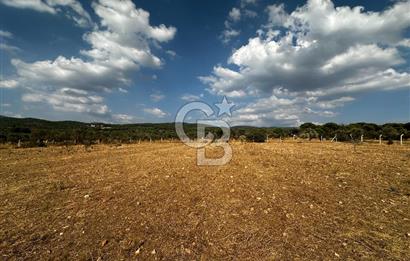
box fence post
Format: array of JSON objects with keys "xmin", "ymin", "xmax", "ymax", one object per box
[
  {"xmin": 400, "ymin": 134, "xmax": 404, "ymax": 145},
  {"xmin": 361, "ymin": 134, "xmax": 364, "ymax": 143},
  {"xmin": 379, "ymin": 134, "xmax": 382, "ymax": 145}
]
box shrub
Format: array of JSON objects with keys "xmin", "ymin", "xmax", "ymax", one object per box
[{"xmin": 246, "ymin": 132, "xmax": 266, "ymax": 142}]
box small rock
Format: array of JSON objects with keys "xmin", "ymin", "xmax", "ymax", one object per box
[
  {"xmin": 256, "ymin": 197, "xmax": 262, "ymax": 201},
  {"xmin": 335, "ymin": 252, "xmax": 340, "ymax": 257},
  {"xmin": 282, "ymin": 232, "xmax": 288, "ymax": 237},
  {"xmin": 151, "ymin": 249, "xmax": 156, "ymax": 255},
  {"xmin": 101, "ymin": 240, "xmax": 108, "ymax": 247},
  {"xmin": 135, "ymin": 248, "xmax": 141, "ymax": 255},
  {"xmin": 342, "ymin": 242, "xmax": 347, "ymax": 247},
  {"xmin": 406, "ymin": 232, "xmax": 410, "ymax": 237},
  {"xmin": 84, "ymin": 194, "xmax": 90, "ymax": 199}
]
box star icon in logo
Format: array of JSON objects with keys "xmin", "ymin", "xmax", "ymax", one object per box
[{"xmin": 215, "ymin": 96, "xmax": 234, "ymax": 117}]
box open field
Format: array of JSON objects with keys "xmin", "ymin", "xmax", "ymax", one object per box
[{"xmin": 1, "ymin": 141, "xmax": 410, "ymax": 260}]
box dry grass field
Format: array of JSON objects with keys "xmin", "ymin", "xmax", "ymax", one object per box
[{"xmin": 1, "ymin": 141, "xmax": 410, "ymax": 260}]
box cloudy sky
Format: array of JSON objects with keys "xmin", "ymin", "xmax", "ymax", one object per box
[{"xmin": 0, "ymin": 0, "xmax": 409, "ymax": 126}]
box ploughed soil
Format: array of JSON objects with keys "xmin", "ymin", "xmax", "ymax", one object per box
[{"xmin": 1, "ymin": 141, "xmax": 410, "ymax": 260}]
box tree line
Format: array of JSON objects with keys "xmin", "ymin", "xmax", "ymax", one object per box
[{"xmin": 0, "ymin": 116, "xmax": 408, "ymax": 147}]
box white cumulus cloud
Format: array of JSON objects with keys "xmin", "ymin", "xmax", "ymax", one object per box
[
  {"xmin": 0, "ymin": 30, "xmax": 13, "ymax": 38},
  {"xmin": 150, "ymin": 92, "xmax": 165, "ymax": 102},
  {"xmin": 229, "ymin": 7, "xmax": 241, "ymax": 22},
  {"xmin": 144, "ymin": 107, "xmax": 167, "ymax": 118},
  {"xmin": 203, "ymin": 0, "xmax": 410, "ymax": 125},
  {"xmin": 0, "ymin": 0, "xmax": 94, "ymax": 27},
  {"xmin": 0, "ymin": 30, "xmax": 20, "ymax": 53},
  {"xmin": 9, "ymin": 0, "xmax": 176, "ymax": 121},
  {"xmin": 180, "ymin": 94, "xmax": 201, "ymax": 102},
  {"xmin": 0, "ymin": 79, "xmax": 18, "ymax": 89}
]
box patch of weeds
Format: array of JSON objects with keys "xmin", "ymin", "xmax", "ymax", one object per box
[
  {"xmin": 387, "ymin": 186, "xmax": 400, "ymax": 194},
  {"xmin": 53, "ymin": 180, "xmax": 73, "ymax": 191}
]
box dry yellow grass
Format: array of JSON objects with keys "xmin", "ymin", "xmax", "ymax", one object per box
[{"xmin": 1, "ymin": 141, "xmax": 410, "ymax": 260}]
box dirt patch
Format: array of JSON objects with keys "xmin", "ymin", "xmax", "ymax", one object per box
[{"xmin": 1, "ymin": 141, "xmax": 409, "ymax": 260}]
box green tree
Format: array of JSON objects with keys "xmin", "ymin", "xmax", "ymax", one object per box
[
  {"xmin": 349, "ymin": 127, "xmax": 363, "ymax": 141},
  {"xmin": 382, "ymin": 126, "xmax": 399, "ymax": 140}
]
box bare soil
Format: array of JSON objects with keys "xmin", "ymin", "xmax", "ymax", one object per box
[{"xmin": 1, "ymin": 141, "xmax": 410, "ymax": 260}]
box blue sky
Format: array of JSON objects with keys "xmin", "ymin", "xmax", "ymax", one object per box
[{"xmin": 0, "ymin": 0, "xmax": 409, "ymax": 126}]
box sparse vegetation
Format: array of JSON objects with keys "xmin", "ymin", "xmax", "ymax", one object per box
[{"xmin": 1, "ymin": 141, "xmax": 409, "ymax": 259}]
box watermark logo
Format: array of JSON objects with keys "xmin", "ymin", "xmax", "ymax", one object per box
[{"xmin": 175, "ymin": 96, "xmax": 234, "ymax": 166}]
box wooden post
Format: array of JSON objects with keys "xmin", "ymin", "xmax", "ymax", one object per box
[
  {"xmin": 379, "ymin": 134, "xmax": 382, "ymax": 145},
  {"xmin": 400, "ymin": 134, "xmax": 404, "ymax": 145},
  {"xmin": 17, "ymin": 139, "xmax": 21, "ymax": 148},
  {"xmin": 149, "ymin": 137, "xmax": 152, "ymax": 143},
  {"xmin": 320, "ymin": 136, "xmax": 323, "ymax": 142},
  {"xmin": 293, "ymin": 134, "xmax": 296, "ymax": 140},
  {"xmin": 361, "ymin": 134, "xmax": 364, "ymax": 143},
  {"xmin": 331, "ymin": 135, "xmax": 337, "ymax": 142}
]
